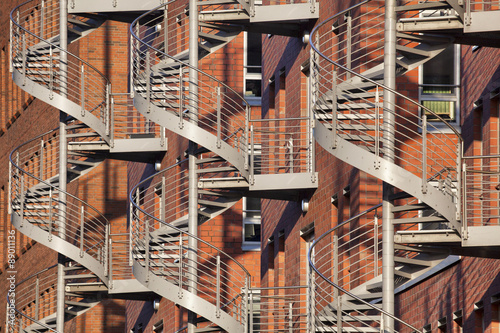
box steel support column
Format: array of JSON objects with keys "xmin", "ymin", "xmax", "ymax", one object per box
[
  {"xmin": 56, "ymin": 0, "xmax": 68, "ymax": 331},
  {"xmin": 188, "ymin": 0, "xmax": 199, "ymax": 330},
  {"xmin": 382, "ymin": 0, "xmax": 397, "ymax": 331}
]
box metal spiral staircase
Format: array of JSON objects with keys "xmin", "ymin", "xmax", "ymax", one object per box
[
  {"xmin": 308, "ymin": 0, "xmax": 500, "ymax": 331},
  {"xmin": 127, "ymin": 1, "xmax": 320, "ymax": 331},
  {"xmin": 9, "ymin": 0, "xmax": 320, "ymax": 331},
  {"xmin": 8, "ymin": 0, "xmax": 166, "ymax": 331}
]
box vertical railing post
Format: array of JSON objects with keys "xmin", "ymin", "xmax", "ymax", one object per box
[
  {"xmin": 333, "ymin": 233, "xmax": 342, "ymax": 332},
  {"xmin": 81, "ymin": 65, "xmax": 85, "ymax": 116},
  {"xmin": 105, "ymin": 223, "xmax": 110, "ymax": 276},
  {"xmin": 288, "ymin": 302, "xmax": 293, "ymax": 333},
  {"xmin": 146, "ymin": 51, "xmax": 151, "ymax": 113},
  {"xmin": 129, "ymin": 201, "xmax": 133, "ymax": 266},
  {"xmin": 345, "ymin": 11, "xmax": 352, "ymax": 79},
  {"xmin": 20, "ymin": 176, "xmax": 25, "ymax": 226},
  {"xmin": 375, "ymin": 87, "xmax": 380, "ymax": 168},
  {"xmin": 48, "ymin": 188, "xmax": 53, "ymax": 241},
  {"xmin": 106, "ymin": 83, "xmax": 111, "ymax": 136},
  {"xmin": 466, "ymin": 0, "xmax": 471, "ymax": 25},
  {"xmin": 49, "ymin": 46, "xmax": 54, "ymax": 99},
  {"xmin": 145, "ymin": 217, "xmax": 150, "ymax": 282},
  {"xmin": 332, "ymin": 71, "xmax": 337, "ymax": 149},
  {"xmin": 215, "ymin": 253, "xmax": 221, "ymax": 318},
  {"xmin": 216, "ymin": 86, "xmax": 221, "ymax": 148},
  {"xmin": 35, "ymin": 275, "xmax": 40, "ymax": 321},
  {"xmin": 374, "ymin": 215, "xmax": 379, "ymax": 276},
  {"xmin": 456, "ymin": 143, "xmax": 463, "ymax": 222},
  {"xmin": 250, "ymin": 125, "xmax": 255, "ymax": 185},
  {"xmin": 110, "ymin": 95, "xmax": 115, "ymax": 147},
  {"xmin": 422, "ymin": 114, "xmax": 428, "ymax": 194},
  {"xmin": 161, "ymin": 125, "xmax": 166, "ymax": 147},
  {"xmin": 288, "ymin": 136, "xmax": 294, "ymax": 173},
  {"xmin": 245, "ymin": 105, "xmax": 250, "ymax": 170},
  {"xmin": 109, "ymin": 238, "xmax": 113, "ymax": 289},
  {"xmin": 161, "ymin": 176, "xmax": 166, "ymax": 222},
  {"xmin": 462, "ymin": 162, "xmax": 468, "ymax": 239},
  {"xmin": 178, "ymin": 233, "xmax": 183, "ymax": 298},
  {"xmin": 22, "ymin": 32, "xmax": 26, "ymax": 86},
  {"xmin": 40, "ymin": 139, "xmax": 44, "ymax": 179},
  {"xmin": 250, "ymin": 0, "xmax": 255, "ymax": 17},
  {"xmin": 79, "ymin": 206, "xmax": 85, "ymax": 257},
  {"xmin": 248, "ymin": 285, "xmax": 253, "ymax": 333},
  {"xmin": 41, "ymin": 0, "xmax": 45, "ymax": 39},
  {"xmin": 179, "ymin": 65, "xmax": 184, "ymax": 129}
]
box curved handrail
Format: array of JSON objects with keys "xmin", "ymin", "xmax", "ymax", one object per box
[
  {"xmin": 309, "ymin": 0, "xmax": 463, "ymax": 225},
  {"xmin": 130, "ymin": 2, "xmax": 250, "ymax": 172},
  {"xmin": 130, "ymin": 159, "xmax": 251, "ymax": 329},
  {"xmin": 9, "ymin": 128, "xmax": 110, "ymax": 282},
  {"xmin": 7, "ymin": 264, "xmax": 59, "ymax": 333},
  {"xmin": 308, "ymin": 203, "xmax": 423, "ymax": 333},
  {"xmin": 310, "ymin": 0, "xmax": 462, "ymax": 139},
  {"xmin": 11, "ymin": 0, "xmax": 111, "ymax": 137}
]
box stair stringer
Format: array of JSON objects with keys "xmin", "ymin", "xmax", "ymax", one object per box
[
  {"xmin": 134, "ymin": 94, "xmax": 248, "ymax": 178},
  {"xmin": 314, "ymin": 119, "xmax": 459, "ymax": 231},
  {"xmin": 12, "ymin": 70, "xmax": 110, "ymax": 145},
  {"xmin": 132, "ymin": 260, "xmax": 243, "ymax": 332}
]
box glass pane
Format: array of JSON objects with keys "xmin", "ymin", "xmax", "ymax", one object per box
[
  {"xmin": 245, "ymin": 79, "xmax": 262, "ymax": 97},
  {"xmin": 422, "ymin": 100, "xmax": 456, "ymax": 121},
  {"xmin": 245, "ymin": 223, "xmax": 261, "ymax": 242},
  {"xmin": 246, "ymin": 197, "xmax": 261, "ymax": 211},
  {"xmin": 247, "ymin": 33, "xmax": 262, "ymax": 68},
  {"xmin": 422, "ymin": 45, "xmax": 455, "ymax": 85}
]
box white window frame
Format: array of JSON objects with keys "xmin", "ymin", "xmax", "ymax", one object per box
[
  {"xmin": 244, "ymin": 31, "xmax": 262, "ymax": 106},
  {"xmin": 418, "ymin": 13, "xmax": 461, "ymax": 132},
  {"xmin": 242, "ymin": 196, "xmax": 261, "ymax": 251}
]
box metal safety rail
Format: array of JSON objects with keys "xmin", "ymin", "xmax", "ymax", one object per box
[
  {"xmin": 9, "ymin": 129, "xmax": 110, "ymax": 283},
  {"xmin": 6, "ymin": 262, "xmax": 103, "ymax": 333},
  {"xmin": 7, "ymin": 265, "xmax": 59, "ymax": 333},
  {"xmin": 131, "ymin": 3, "xmax": 251, "ymax": 176},
  {"xmin": 11, "ymin": 0, "xmax": 111, "ymax": 142},
  {"xmin": 310, "ymin": 0, "xmax": 463, "ymax": 227},
  {"xmin": 309, "ymin": 205, "xmax": 423, "ymax": 333},
  {"xmin": 110, "ymin": 93, "xmax": 165, "ymax": 145},
  {"xmin": 249, "ymin": 117, "xmax": 314, "ymax": 177},
  {"xmin": 462, "ymin": 155, "xmax": 500, "ymax": 229},
  {"xmin": 130, "ymin": 160, "xmax": 251, "ymax": 332},
  {"xmin": 247, "ymin": 286, "xmax": 310, "ymax": 332}
]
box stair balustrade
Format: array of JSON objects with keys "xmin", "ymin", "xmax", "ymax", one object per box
[{"xmin": 130, "ymin": 159, "xmax": 251, "ymax": 332}]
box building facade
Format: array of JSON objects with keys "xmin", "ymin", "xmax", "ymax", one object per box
[{"xmin": 1, "ymin": 0, "xmax": 500, "ymax": 332}]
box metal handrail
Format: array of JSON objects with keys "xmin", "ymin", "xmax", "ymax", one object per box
[
  {"xmin": 9, "ymin": 128, "xmax": 110, "ymax": 282},
  {"xmin": 10, "ymin": 0, "xmax": 111, "ymax": 135},
  {"xmin": 310, "ymin": 0, "xmax": 462, "ymax": 136},
  {"xmin": 310, "ymin": 0, "xmax": 462, "ymax": 224},
  {"xmin": 308, "ymin": 203, "xmax": 423, "ymax": 333},
  {"xmin": 130, "ymin": 159, "xmax": 251, "ymax": 327},
  {"xmin": 7, "ymin": 264, "xmax": 59, "ymax": 333}
]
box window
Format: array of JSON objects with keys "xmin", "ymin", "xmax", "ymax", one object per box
[
  {"xmin": 419, "ymin": 30, "xmax": 460, "ymax": 128},
  {"xmin": 242, "ymin": 196, "xmax": 261, "ymax": 251},
  {"xmin": 244, "ymin": 32, "xmax": 262, "ymax": 105}
]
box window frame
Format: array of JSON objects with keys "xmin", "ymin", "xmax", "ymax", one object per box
[
  {"xmin": 242, "ymin": 196, "xmax": 261, "ymax": 251},
  {"xmin": 244, "ymin": 31, "xmax": 262, "ymax": 106},
  {"xmin": 418, "ymin": 26, "xmax": 461, "ymax": 132}
]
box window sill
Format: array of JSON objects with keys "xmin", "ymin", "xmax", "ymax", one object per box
[{"xmin": 242, "ymin": 243, "xmax": 261, "ymax": 251}]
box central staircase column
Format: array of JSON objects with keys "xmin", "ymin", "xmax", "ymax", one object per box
[
  {"xmin": 188, "ymin": 0, "xmax": 199, "ymax": 330},
  {"xmin": 382, "ymin": 0, "xmax": 397, "ymax": 331},
  {"xmin": 56, "ymin": 0, "xmax": 68, "ymax": 331}
]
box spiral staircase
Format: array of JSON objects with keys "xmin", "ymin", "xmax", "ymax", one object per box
[
  {"xmin": 9, "ymin": 0, "xmax": 500, "ymax": 331},
  {"xmin": 308, "ymin": 0, "xmax": 500, "ymax": 331},
  {"xmin": 8, "ymin": 0, "xmax": 320, "ymax": 331}
]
